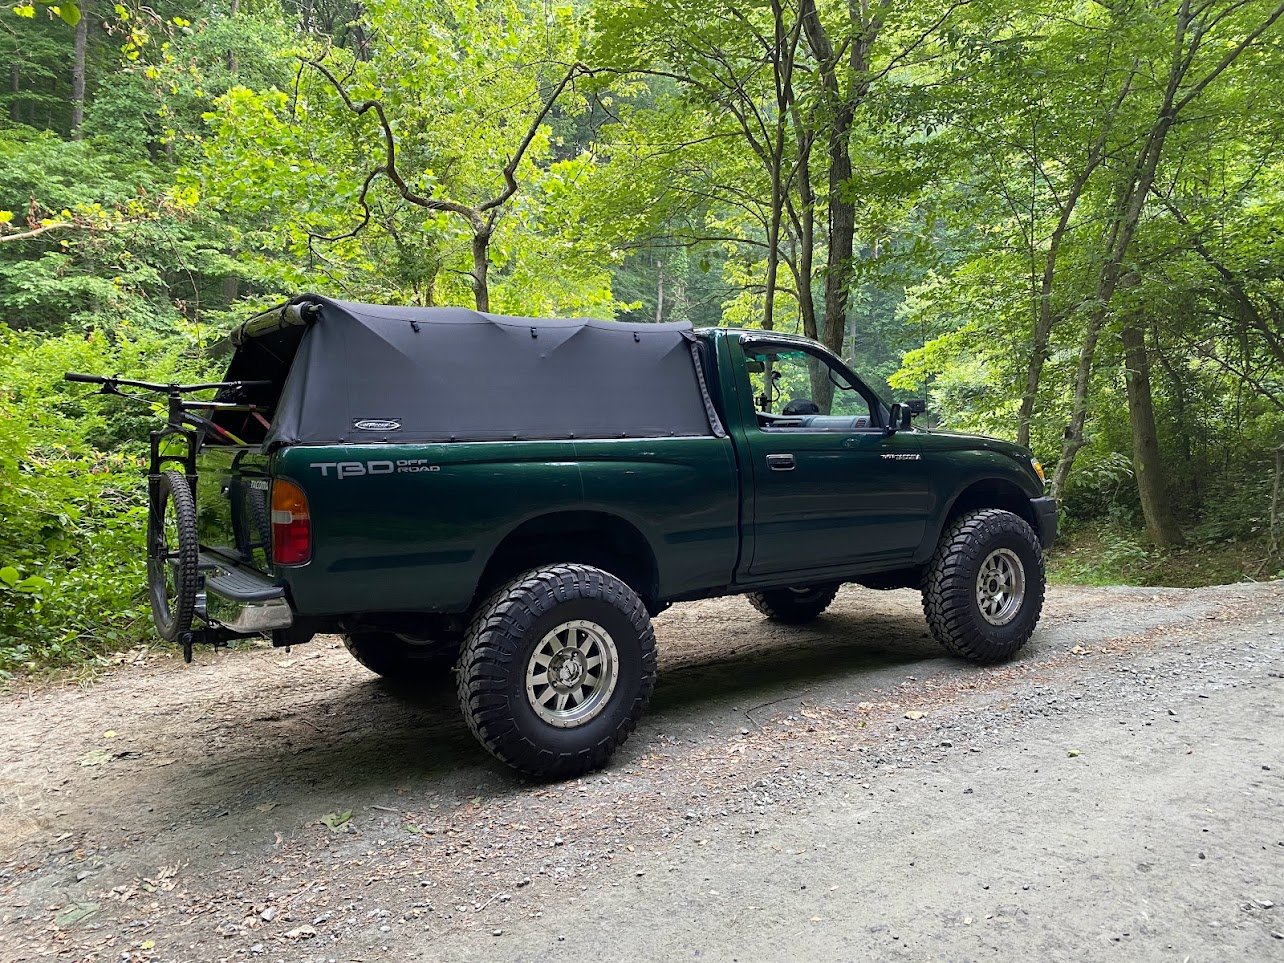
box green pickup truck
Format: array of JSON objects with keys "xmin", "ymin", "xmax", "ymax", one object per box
[{"xmin": 95, "ymin": 295, "xmax": 1058, "ymax": 779}]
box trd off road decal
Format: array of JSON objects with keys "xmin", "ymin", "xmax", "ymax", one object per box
[
  {"xmin": 880, "ymin": 452, "xmax": 922, "ymax": 461},
  {"xmin": 309, "ymin": 459, "xmax": 440, "ymax": 478}
]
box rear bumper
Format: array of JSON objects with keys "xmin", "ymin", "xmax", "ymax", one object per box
[
  {"xmin": 1030, "ymin": 496, "xmax": 1058, "ymax": 549},
  {"xmin": 200, "ymin": 551, "xmax": 294, "ymax": 634}
]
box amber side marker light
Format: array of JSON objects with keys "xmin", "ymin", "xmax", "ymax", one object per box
[{"xmin": 271, "ymin": 478, "xmax": 312, "ymax": 565}]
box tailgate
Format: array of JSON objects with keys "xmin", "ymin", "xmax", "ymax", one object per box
[{"xmin": 195, "ymin": 446, "xmax": 274, "ymax": 573}]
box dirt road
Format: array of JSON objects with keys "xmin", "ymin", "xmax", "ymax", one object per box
[{"xmin": 2, "ymin": 582, "xmax": 1281, "ymax": 962}]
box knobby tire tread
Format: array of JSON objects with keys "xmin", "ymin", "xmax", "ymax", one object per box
[
  {"xmin": 150, "ymin": 470, "xmax": 199, "ymax": 642},
  {"xmin": 747, "ymin": 584, "xmax": 840, "ymax": 624},
  {"xmin": 921, "ymin": 508, "xmax": 1045, "ymax": 664},
  {"xmin": 342, "ymin": 632, "xmax": 459, "ymax": 683},
  {"xmin": 455, "ymin": 564, "xmax": 657, "ymax": 780}
]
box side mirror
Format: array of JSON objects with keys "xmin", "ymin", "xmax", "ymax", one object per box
[
  {"xmin": 886, "ymin": 402, "xmax": 912, "ymax": 433},
  {"xmin": 907, "ymin": 399, "xmax": 927, "ymax": 415}
]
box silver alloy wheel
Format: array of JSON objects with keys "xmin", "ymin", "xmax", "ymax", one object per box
[
  {"xmin": 975, "ymin": 547, "xmax": 1026, "ymax": 626},
  {"xmin": 525, "ymin": 619, "xmax": 620, "ymax": 728}
]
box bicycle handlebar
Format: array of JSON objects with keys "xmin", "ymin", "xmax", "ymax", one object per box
[{"xmin": 63, "ymin": 372, "xmax": 272, "ymax": 394}]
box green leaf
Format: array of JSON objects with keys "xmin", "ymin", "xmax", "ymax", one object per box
[
  {"xmin": 319, "ymin": 810, "xmax": 352, "ymax": 830},
  {"xmin": 12, "ymin": 4, "xmax": 36, "ymax": 17},
  {"xmin": 55, "ymin": 2, "xmax": 80, "ymax": 26},
  {"xmin": 0, "ymin": 566, "xmax": 19, "ymax": 588},
  {"xmin": 0, "ymin": 211, "xmax": 14, "ymax": 225}
]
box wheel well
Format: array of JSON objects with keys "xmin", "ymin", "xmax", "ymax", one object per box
[
  {"xmin": 945, "ymin": 479, "xmax": 1038, "ymax": 532},
  {"xmin": 476, "ymin": 511, "xmax": 659, "ymax": 609}
]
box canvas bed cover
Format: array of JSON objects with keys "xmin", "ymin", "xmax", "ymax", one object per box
[{"xmin": 212, "ymin": 294, "xmax": 723, "ymax": 447}]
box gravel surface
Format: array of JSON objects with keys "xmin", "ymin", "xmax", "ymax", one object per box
[{"xmin": 1, "ymin": 582, "xmax": 1281, "ymax": 962}]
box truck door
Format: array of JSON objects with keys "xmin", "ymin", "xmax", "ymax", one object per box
[{"xmin": 730, "ymin": 337, "xmax": 932, "ymax": 580}]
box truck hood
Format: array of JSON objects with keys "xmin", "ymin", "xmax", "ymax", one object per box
[{"xmin": 916, "ymin": 428, "xmax": 1044, "ymax": 488}]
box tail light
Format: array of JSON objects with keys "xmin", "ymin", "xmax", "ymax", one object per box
[{"xmin": 271, "ymin": 478, "xmax": 312, "ymax": 565}]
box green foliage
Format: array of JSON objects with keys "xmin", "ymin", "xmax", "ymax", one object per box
[{"xmin": 0, "ymin": 325, "xmax": 214, "ymax": 675}]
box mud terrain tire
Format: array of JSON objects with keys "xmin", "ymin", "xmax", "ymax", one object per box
[
  {"xmin": 456, "ymin": 564, "xmax": 657, "ymax": 780},
  {"xmin": 343, "ymin": 632, "xmax": 461, "ymax": 683},
  {"xmin": 747, "ymin": 584, "xmax": 840, "ymax": 624},
  {"xmin": 922, "ymin": 508, "xmax": 1045, "ymax": 663}
]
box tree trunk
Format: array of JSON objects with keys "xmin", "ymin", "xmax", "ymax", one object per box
[
  {"xmin": 226, "ymin": 0, "xmax": 240, "ymax": 72},
  {"xmin": 70, "ymin": 0, "xmax": 89, "ymax": 140},
  {"xmin": 471, "ymin": 230, "xmax": 491, "ymax": 312},
  {"xmin": 1121, "ymin": 320, "xmax": 1184, "ymax": 547},
  {"xmin": 762, "ymin": 0, "xmax": 797, "ymax": 333},
  {"xmin": 819, "ymin": 97, "xmax": 855, "ymax": 357}
]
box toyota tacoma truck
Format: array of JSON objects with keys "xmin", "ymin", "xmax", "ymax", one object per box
[{"xmin": 73, "ymin": 294, "xmax": 1057, "ymax": 780}]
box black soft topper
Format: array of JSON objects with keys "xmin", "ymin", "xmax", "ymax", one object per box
[{"xmin": 214, "ymin": 295, "xmax": 720, "ymax": 447}]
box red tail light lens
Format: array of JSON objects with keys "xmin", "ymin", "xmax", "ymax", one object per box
[{"xmin": 271, "ymin": 478, "xmax": 312, "ymax": 565}]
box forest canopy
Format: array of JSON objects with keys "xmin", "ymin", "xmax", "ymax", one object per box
[{"xmin": 2, "ymin": 0, "xmax": 1282, "ymax": 671}]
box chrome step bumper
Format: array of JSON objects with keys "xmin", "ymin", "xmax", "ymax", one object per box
[{"xmin": 199, "ymin": 552, "xmax": 293, "ymax": 634}]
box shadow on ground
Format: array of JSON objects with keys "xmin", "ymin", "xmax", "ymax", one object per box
[{"xmin": 142, "ymin": 606, "xmax": 945, "ymax": 828}]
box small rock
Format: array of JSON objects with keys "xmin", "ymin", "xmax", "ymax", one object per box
[
  {"xmin": 285, "ymin": 925, "xmax": 317, "ymax": 940},
  {"xmin": 740, "ymin": 728, "xmax": 750, "ymax": 735},
  {"xmin": 260, "ymin": 907, "xmax": 277, "ymax": 922},
  {"xmin": 492, "ymin": 929, "xmax": 503, "ymax": 937},
  {"xmin": 516, "ymin": 877, "xmax": 531, "ymax": 888},
  {"xmin": 1255, "ymin": 899, "xmax": 1274, "ymax": 909}
]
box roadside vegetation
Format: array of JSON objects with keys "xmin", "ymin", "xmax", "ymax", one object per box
[{"xmin": 2, "ymin": 0, "xmax": 1282, "ymax": 674}]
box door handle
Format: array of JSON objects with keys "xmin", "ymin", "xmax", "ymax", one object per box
[{"xmin": 766, "ymin": 453, "xmax": 796, "ymax": 470}]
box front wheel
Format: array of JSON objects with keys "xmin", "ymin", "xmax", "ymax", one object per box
[
  {"xmin": 747, "ymin": 583, "xmax": 840, "ymax": 624},
  {"xmin": 456, "ymin": 564, "xmax": 657, "ymax": 780},
  {"xmin": 147, "ymin": 470, "xmax": 200, "ymax": 642},
  {"xmin": 922, "ymin": 509, "xmax": 1045, "ymax": 663}
]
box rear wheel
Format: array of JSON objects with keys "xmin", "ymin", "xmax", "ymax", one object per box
[
  {"xmin": 456, "ymin": 564, "xmax": 657, "ymax": 780},
  {"xmin": 922, "ymin": 508, "xmax": 1045, "ymax": 663},
  {"xmin": 342, "ymin": 631, "xmax": 461, "ymax": 682},
  {"xmin": 747, "ymin": 583, "xmax": 840, "ymax": 624},
  {"xmin": 147, "ymin": 470, "xmax": 199, "ymax": 642}
]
